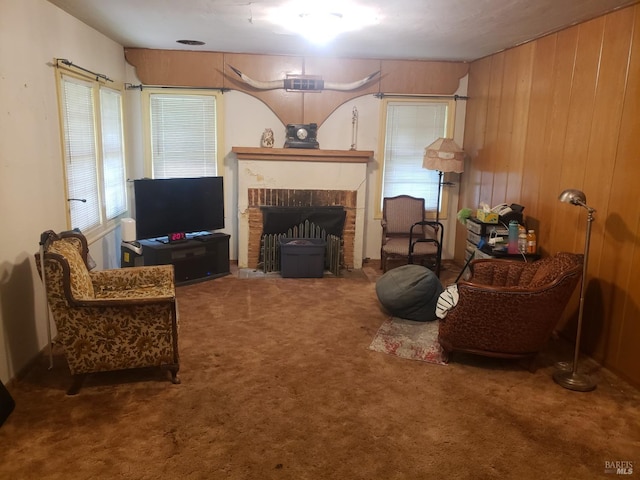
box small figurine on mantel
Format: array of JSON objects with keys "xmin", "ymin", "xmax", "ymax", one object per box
[
  {"xmin": 261, "ymin": 128, "xmax": 274, "ymax": 148},
  {"xmin": 350, "ymin": 106, "xmax": 359, "ymax": 150}
]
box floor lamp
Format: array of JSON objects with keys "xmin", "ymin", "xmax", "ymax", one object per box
[
  {"xmin": 553, "ymin": 188, "xmax": 597, "ymax": 392},
  {"xmin": 423, "ymin": 138, "xmax": 465, "ymax": 224}
]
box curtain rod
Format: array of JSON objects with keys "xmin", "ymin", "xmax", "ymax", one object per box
[
  {"xmin": 124, "ymin": 84, "xmax": 462, "ymax": 98},
  {"xmin": 374, "ymin": 93, "xmax": 469, "ymax": 100},
  {"xmin": 55, "ymin": 58, "xmax": 113, "ymax": 83},
  {"xmin": 125, "ymin": 83, "xmax": 229, "ymax": 92}
]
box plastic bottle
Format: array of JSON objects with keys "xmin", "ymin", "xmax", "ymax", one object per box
[
  {"xmin": 508, "ymin": 221, "xmax": 519, "ymax": 254},
  {"xmin": 518, "ymin": 232, "xmax": 527, "ymax": 253},
  {"xmin": 526, "ymin": 230, "xmax": 537, "ymax": 254}
]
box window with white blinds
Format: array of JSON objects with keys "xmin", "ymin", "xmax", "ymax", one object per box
[
  {"xmin": 381, "ymin": 100, "xmax": 453, "ymax": 217},
  {"xmin": 60, "ymin": 76, "xmax": 101, "ymax": 231},
  {"xmin": 59, "ymin": 73, "xmax": 127, "ymax": 235},
  {"xmin": 100, "ymin": 88, "xmax": 127, "ymax": 220},
  {"xmin": 147, "ymin": 92, "xmax": 219, "ymax": 178}
]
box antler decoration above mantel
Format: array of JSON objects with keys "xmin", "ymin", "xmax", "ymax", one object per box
[
  {"xmin": 228, "ymin": 65, "xmax": 380, "ymax": 92},
  {"xmin": 124, "ymin": 49, "xmax": 467, "ymax": 126}
]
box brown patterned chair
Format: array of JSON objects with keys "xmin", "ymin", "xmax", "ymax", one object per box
[
  {"xmin": 380, "ymin": 195, "xmax": 443, "ymax": 275},
  {"xmin": 438, "ymin": 252, "xmax": 583, "ymax": 370},
  {"xmin": 35, "ymin": 230, "xmax": 180, "ymax": 394}
]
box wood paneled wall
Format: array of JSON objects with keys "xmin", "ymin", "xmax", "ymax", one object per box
[{"xmin": 457, "ymin": 5, "xmax": 640, "ymax": 386}]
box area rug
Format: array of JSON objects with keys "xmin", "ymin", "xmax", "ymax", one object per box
[{"xmin": 369, "ymin": 317, "xmax": 447, "ymax": 365}]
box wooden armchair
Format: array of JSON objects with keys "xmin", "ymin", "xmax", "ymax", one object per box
[
  {"xmin": 437, "ymin": 252, "xmax": 583, "ymax": 370},
  {"xmin": 35, "ymin": 230, "xmax": 180, "ymax": 394},
  {"xmin": 380, "ymin": 195, "xmax": 443, "ymax": 275}
]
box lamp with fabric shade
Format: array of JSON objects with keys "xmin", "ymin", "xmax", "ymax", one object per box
[{"xmin": 423, "ymin": 137, "xmax": 465, "ymax": 224}]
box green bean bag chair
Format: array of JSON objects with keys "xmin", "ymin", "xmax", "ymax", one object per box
[{"xmin": 375, "ymin": 264, "xmax": 444, "ymax": 322}]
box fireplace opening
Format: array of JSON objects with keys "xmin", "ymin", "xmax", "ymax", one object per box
[
  {"xmin": 260, "ymin": 206, "xmax": 346, "ymax": 276},
  {"xmin": 262, "ymin": 206, "xmax": 346, "ymax": 235},
  {"xmin": 246, "ymin": 188, "xmax": 358, "ymax": 272}
]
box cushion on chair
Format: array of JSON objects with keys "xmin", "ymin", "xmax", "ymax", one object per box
[
  {"xmin": 48, "ymin": 238, "xmax": 95, "ymax": 299},
  {"xmin": 528, "ymin": 252, "xmax": 583, "ymax": 288},
  {"xmin": 436, "ymin": 284, "xmax": 459, "ymax": 319},
  {"xmin": 376, "ymin": 264, "xmax": 444, "ymax": 322}
]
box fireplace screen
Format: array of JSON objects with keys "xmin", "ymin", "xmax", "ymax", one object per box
[{"xmin": 260, "ymin": 206, "xmax": 346, "ymax": 276}]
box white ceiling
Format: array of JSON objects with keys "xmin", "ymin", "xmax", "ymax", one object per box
[{"xmin": 47, "ymin": 0, "xmax": 638, "ymax": 61}]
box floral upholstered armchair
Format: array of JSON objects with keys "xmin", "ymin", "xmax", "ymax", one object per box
[
  {"xmin": 35, "ymin": 230, "xmax": 180, "ymax": 394},
  {"xmin": 437, "ymin": 252, "xmax": 583, "ymax": 370}
]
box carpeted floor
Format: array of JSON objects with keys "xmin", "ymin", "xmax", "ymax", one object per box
[{"xmin": 1, "ymin": 261, "xmax": 639, "ymax": 479}]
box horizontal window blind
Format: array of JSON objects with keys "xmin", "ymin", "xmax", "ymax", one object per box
[
  {"xmin": 150, "ymin": 93, "xmax": 218, "ymax": 178},
  {"xmin": 382, "ymin": 102, "xmax": 448, "ymax": 212},
  {"xmin": 61, "ymin": 75, "xmax": 100, "ymax": 231},
  {"xmin": 100, "ymin": 88, "xmax": 127, "ymax": 220},
  {"xmin": 58, "ymin": 67, "xmax": 128, "ymax": 237}
]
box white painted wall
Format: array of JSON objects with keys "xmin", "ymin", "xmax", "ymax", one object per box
[
  {"xmin": 0, "ymin": 0, "xmax": 128, "ymax": 383},
  {"xmin": 0, "ymin": 0, "xmax": 467, "ymax": 384},
  {"xmin": 219, "ymin": 88, "xmax": 467, "ymax": 265}
]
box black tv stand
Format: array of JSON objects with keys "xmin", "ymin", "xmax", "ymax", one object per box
[
  {"xmin": 132, "ymin": 233, "xmax": 230, "ymax": 285},
  {"xmin": 192, "ymin": 233, "xmax": 215, "ymax": 242}
]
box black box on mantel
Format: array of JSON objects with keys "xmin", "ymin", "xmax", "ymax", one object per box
[{"xmin": 279, "ymin": 238, "xmax": 326, "ymax": 278}]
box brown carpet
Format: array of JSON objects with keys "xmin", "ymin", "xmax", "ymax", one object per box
[{"xmin": 1, "ymin": 262, "xmax": 639, "ymax": 479}]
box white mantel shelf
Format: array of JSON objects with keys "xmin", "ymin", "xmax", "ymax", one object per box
[{"xmin": 232, "ymin": 147, "xmax": 373, "ymax": 163}]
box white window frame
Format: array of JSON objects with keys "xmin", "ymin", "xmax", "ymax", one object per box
[
  {"xmin": 55, "ymin": 65, "xmax": 128, "ymax": 240},
  {"xmin": 141, "ymin": 89, "xmax": 224, "ymax": 179},
  {"xmin": 376, "ymin": 98, "xmax": 456, "ymax": 219}
]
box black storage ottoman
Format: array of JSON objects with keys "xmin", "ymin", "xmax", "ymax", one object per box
[{"xmin": 279, "ymin": 238, "xmax": 326, "ymax": 278}]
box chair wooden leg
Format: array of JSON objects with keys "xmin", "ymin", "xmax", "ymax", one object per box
[
  {"xmin": 526, "ymin": 354, "xmax": 538, "ymax": 373},
  {"xmin": 440, "ymin": 348, "xmax": 451, "ymax": 364},
  {"xmin": 167, "ymin": 365, "xmax": 181, "ymax": 385},
  {"xmin": 66, "ymin": 374, "xmax": 86, "ymax": 396}
]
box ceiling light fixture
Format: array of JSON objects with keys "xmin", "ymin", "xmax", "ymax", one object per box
[{"xmin": 268, "ymin": 1, "xmax": 379, "ymax": 46}]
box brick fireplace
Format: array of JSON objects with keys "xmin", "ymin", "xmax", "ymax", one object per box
[
  {"xmin": 233, "ymin": 147, "xmax": 373, "ymax": 271},
  {"xmin": 248, "ymin": 188, "xmax": 356, "ymax": 270}
]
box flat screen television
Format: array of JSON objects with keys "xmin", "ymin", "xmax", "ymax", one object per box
[{"xmin": 133, "ymin": 177, "xmax": 224, "ymax": 240}]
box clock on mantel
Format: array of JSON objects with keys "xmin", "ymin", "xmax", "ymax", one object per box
[{"xmin": 284, "ymin": 123, "xmax": 319, "ymax": 149}]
